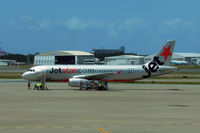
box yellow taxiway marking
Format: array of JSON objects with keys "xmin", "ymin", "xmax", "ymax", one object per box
[{"xmin": 98, "ymin": 128, "xmax": 108, "ymax": 133}]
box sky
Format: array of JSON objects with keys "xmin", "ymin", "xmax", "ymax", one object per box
[{"xmin": 0, "ymin": 0, "xmax": 200, "ymax": 55}]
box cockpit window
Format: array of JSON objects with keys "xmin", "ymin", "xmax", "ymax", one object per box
[{"xmin": 28, "ymin": 69, "xmax": 35, "ymax": 72}]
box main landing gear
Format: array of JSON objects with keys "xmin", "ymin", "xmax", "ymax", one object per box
[{"xmin": 79, "ymin": 80, "xmax": 108, "ymax": 91}]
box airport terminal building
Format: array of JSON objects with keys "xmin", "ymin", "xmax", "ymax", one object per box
[
  {"xmin": 0, "ymin": 59, "xmax": 17, "ymax": 65},
  {"xmin": 34, "ymin": 51, "xmax": 95, "ymax": 65},
  {"xmin": 92, "ymin": 46, "xmax": 125, "ymax": 61},
  {"xmin": 105, "ymin": 55, "xmax": 145, "ymax": 65}
]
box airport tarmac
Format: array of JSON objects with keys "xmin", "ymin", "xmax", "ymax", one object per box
[{"xmin": 0, "ymin": 80, "xmax": 200, "ymax": 133}]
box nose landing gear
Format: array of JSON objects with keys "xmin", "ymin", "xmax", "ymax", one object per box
[{"xmin": 26, "ymin": 75, "xmax": 48, "ymax": 90}]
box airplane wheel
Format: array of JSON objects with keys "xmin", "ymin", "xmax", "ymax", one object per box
[{"xmin": 79, "ymin": 81, "xmax": 83, "ymax": 90}]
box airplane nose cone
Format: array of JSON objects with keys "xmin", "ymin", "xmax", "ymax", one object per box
[
  {"xmin": 21, "ymin": 72, "xmax": 38, "ymax": 81},
  {"xmin": 21, "ymin": 72, "xmax": 30, "ymax": 80},
  {"xmin": 21, "ymin": 73, "xmax": 25, "ymax": 79}
]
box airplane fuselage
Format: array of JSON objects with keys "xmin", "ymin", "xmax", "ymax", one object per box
[{"xmin": 22, "ymin": 65, "xmax": 177, "ymax": 82}]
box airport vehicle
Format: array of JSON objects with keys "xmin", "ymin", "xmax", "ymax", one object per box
[{"xmin": 22, "ymin": 40, "xmax": 177, "ymax": 90}]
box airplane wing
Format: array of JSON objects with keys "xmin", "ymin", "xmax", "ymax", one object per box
[{"xmin": 72, "ymin": 73, "xmax": 115, "ymax": 80}]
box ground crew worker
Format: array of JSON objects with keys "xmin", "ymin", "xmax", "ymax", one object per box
[
  {"xmin": 98, "ymin": 82, "xmax": 103, "ymax": 90},
  {"xmin": 99, "ymin": 82, "xmax": 102, "ymax": 87},
  {"xmin": 36, "ymin": 83, "xmax": 42, "ymax": 90}
]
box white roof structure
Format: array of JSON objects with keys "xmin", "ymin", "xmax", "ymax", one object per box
[
  {"xmin": 36, "ymin": 51, "xmax": 93, "ymax": 56},
  {"xmin": 105, "ymin": 55, "xmax": 145, "ymax": 65},
  {"xmin": 174, "ymin": 53, "xmax": 200, "ymax": 58},
  {"xmin": 34, "ymin": 50, "xmax": 95, "ymax": 65},
  {"xmin": 105, "ymin": 55, "xmax": 144, "ymax": 59}
]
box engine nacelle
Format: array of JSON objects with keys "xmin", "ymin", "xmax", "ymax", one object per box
[{"xmin": 68, "ymin": 78, "xmax": 89, "ymax": 87}]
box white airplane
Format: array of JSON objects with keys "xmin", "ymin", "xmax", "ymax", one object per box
[{"xmin": 22, "ymin": 40, "xmax": 177, "ymax": 90}]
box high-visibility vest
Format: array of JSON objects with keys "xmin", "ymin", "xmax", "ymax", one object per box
[{"xmin": 37, "ymin": 83, "xmax": 42, "ymax": 87}]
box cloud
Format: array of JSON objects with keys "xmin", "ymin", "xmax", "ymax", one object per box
[
  {"xmin": 0, "ymin": 16, "xmax": 151, "ymax": 54},
  {"xmin": 37, "ymin": 19, "xmax": 53, "ymax": 29},
  {"xmin": 158, "ymin": 19, "xmax": 199, "ymax": 35},
  {"xmin": 88, "ymin": 20, "xmax": 105, "ymax": 28},
  {"xmin": 4, "ymin": 15, "xmax": 39, "ymax": 31},
  {"xmin": 64, "ymin": 17, "xmax": 89, "ymax": 30},
  {"xmin": 107, "ymin": 18, "xmax": 147, "ymax": 37},
  {"xmin": 2, "ymin": 15, "xmax": 200, "ymax": 54},
  {"xmin": 119, "ymin": 18, "xmax": 146, "ymax": 31},
  {"xmin": 4, "ymin": 15, "xmax": 148, "ymax": 37},
  {"xmin": 4, "ymin": 16, "xmax": 200, "ymax": 38},
  {"xmin": 63, "ymin": 17, "xmax": 106, "ymax": 31},
  {"xmin": 60, "ymin": 17, "xmax": 147, "ymax": 36},
  {"xmin": 20, "ymin": 15, "xmax": 34, "ymax": 23}
]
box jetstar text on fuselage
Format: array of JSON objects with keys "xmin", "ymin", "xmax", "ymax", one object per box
[{"xmin": 49, "ymin": 68, "xmax": 78, "ymax": 74}]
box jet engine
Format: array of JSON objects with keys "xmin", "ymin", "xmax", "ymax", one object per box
[{"xmin": 68, "ymin": 78, "xmax": 90, "ymax": 87}]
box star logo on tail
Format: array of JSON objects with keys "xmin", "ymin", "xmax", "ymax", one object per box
[{"xmin": 160, "ymin": 46, "xmax": 172, "ymax": 61}]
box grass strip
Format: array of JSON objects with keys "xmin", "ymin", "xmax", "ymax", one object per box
[
  {"xmin": 134, "ymin": 81, "xmax": 200, "ymax": 85},
  {"xmin": 151, "ymin": 76, "xmax": 200, "ymax": 79},
  {"xmin": 0, "ymin": 74, "xmax": 21, "ymax": 79}
]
